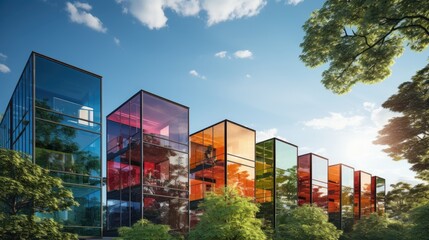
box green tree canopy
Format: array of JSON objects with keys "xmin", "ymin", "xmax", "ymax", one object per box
[
  {"xmin": 116, "ymin": 219, "xmax": 173, "ymax": 240},
  {"xmin": 346, "ymin": 214, "xmax": 408, "ymax": 240},
  {"xmin": 188, "ymin": 187, "xmax": 266, "ymax": 240},
  {"xmin": 374, "ymin": 64, "xmax": 429, "ymax": 179},
  {"xmin": 276, "ymin": 204, "xmax": 342, "ymax": 240},
  {"xmin": 385, "ymin": 182, "xmax": 429, "ymax": 221},
  {"xmin": 408, "ymin": 203, "xmax": 429, "ymax": 239},
  {"xmin": 301, "ymin": 0, "xmax": 429, "ymax": 94},
  {"xmin": 0, "ymin": 149, "xmax": 78, "ymax": 240}
]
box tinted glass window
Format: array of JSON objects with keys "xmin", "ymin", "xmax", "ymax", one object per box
[{"xmin": 35, "ymin": 56, "xmax": 101, "ymax": 123}]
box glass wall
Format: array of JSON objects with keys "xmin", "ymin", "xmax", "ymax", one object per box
[
  {"xmin": 328, "ymin": 165, "xmax": 341, "ymax": 228},
  {"xmin": 298, "ymin": 153, "xmax": 328, "ymax": 212},
  {"xmin": 189, "ymin": 121, "xmax": 226, "ymax": 227},
  {"xmin": 34, "ymin": 54, "xmax": 102, "ymax": 237},
  {"xmin": 0, "ymin": 57, "xmax": 33, "ymax": 157},
  {"xmin": 226, "ymin": 121, "xmax": 255, "ymax": 198},
  {"xmin": 256, "ymin": 139, "xmax": 274, "ymax": 226},
  {"xmin": 106, "ymin": 94, "xmax": 141, "ymax": 229},
  {"xmin": 142, "ymin": 92, "xmax": 189, "ymax": 233},
  {"xmin": 106, "ymin": 91, "xmax": 189, "ymax": 233},
  {"xmin": 298, "ymin": 154, "xmax": 311, "ymax": 205},
  {"xmin": 341, "ymin": 165, "xmax": 354, "ymax": 231},
  {"xmin": 312, "ymin": 155, "xmax": 328, "ymax": 211},
  {"xmin": 190, "ymin": 120, "xmax": 255, "ymax": 228},
  {"xmin": 354, "ymin": 171, "xmax": 372, "ymax": 221},
  {"xmin": 371, "ymin": 176, "xmax": 386, "ymax": 215},
  {"xmin": 274, "ymin": 139, "xmax": 297, "ymax": 228}
]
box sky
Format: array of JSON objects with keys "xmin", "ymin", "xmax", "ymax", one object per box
[{"xmin": 0, "ymin": 0, "xmax": 428, "ymax": 190}]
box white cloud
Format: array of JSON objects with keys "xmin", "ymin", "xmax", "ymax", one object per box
[
  {"xmin": 234, "ymin": 50, "xmax": 253, "ymax": 59},
  {"xmin": 74, "ymin": 2, "xmax": 92, "ymax": 11},
  {"xmin": 214, "ymin": 51, "xmax": 227, "ymax": 58},
  {"xmin": 202, "ymin": 0, "xmax": 267, "ymax": 26},
  {"xmin": 117, "ymin": 0, "xmax": 266, "ymax": 29},
  {"xmin": 0, "ymin": 64, "xmax": 11, "ymax": 73},
  {"xmin": 189, "ymin": 69, "xmax": 206, "ymax": 79},
  {"xmin": 304, "ymin": 112, "xmax": 364, "ymax": 130},
  {"xmin": 256, "ymin": 128, "xmax": 287, "ymax": 142},
  {"xmin": 287, "ymin": 0, "xmax": 304, "ymax": 5},
  {"xmin": 66, "ymin": 2, "xmax": 107, "ymax": 33},
  {"xmin": 114, "ymin": 37, "xmax": 120, "ymax": 46},
  {"xmin": 363, "ymin": 102, "xmax": 400, "ymax": 128},
  {"xmin": 246, "ymin": 74, "xmax": 251, "ymax": 78},
  {"xmin": 166, "ymin": 0, "xmax": 200, "ymax": 16},
  {"xmin": 363, "ymin": 101, "xmax": 376, "ymax": 111},
  {"xmin": 0, "ymin": 53, "xmax": 7, "ymax": 61},
  {"xmin": 119, "ymin": 0, "xmax": 199, "ymax": 29},
  {"xmin": 370, "ymin": 107, "xmax": 400, "ymax": 128}
]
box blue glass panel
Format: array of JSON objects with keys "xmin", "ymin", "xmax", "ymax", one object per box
[{"xmin": 35, "ymin": 55, "xmax": 101, "ymax": 123}]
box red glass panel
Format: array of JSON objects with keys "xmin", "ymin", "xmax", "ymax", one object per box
[{"xmin": 298, "ymin": 154, "xmax": 311, "ymax": 205}]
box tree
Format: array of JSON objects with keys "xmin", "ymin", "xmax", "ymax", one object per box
[
  {"xmin": 385, "ymin": 182, "xmax": 429, "ymax": 221},
  {"xmin": 276, "ymin": 204, "xmax": 342, "ymax": 240},
  {"xmin": 0, "ymin": 149, "xmax": 78, "ymax": 240},
  {"xmin": 408, "ymin": 203, "xmax": 429, "ymax": 239},
  {"xmin": 346, "ymin": 214, "xmax": 408, "ymax": 240},
  {"xmin": 300, "ymin": 0, "xmax": 429, "ymax": 94},
  {"xmin": 116, "ymin": 219, "xmax": 174, "ymax": 240},
  {"xmin": 374, "ymin": 64, "xmax": 429, "ymax": 179},
  {"xmin": 188, "ymin": 187, "xmax": 266, "ymax": 240}
]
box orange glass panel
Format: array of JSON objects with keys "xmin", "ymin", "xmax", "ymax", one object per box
[
  {"xmin": 227, "ymin": 162, "xmax": 255, "ymax": 198},
  {"xmin": 190, "ymin": 122, "xmax": 226, "ymax": 205},
  {"xmin": 213, "ymin": 122, "xmax": 225, "ymax": 159},
  {"xmin": 328, "ymin": 165, "xmax": 341, "ymax": 228},
  {"xmin": 226, "ymin": 122, "xmax": 255, "ymax": 160}
]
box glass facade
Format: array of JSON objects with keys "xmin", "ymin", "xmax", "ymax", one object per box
[
  {"xmin": 0, "ymin": 52, "xmax": 102, "ymax": 238},
  {"xmin": 298, "ymin": 153, "xmax": 328, "ymax": 212},
  {"xmin": 0, "ymin": 57, "xmax": 33, "ymax": 156},
  {"xmin": 256, "ymin": 138, "xmax": 297, "ymax": 229},
  {"xmin": 328, "ymin": 164, "xmax": 354, "ymax": 231},
  {"xmin": 106, "ymin": 91, "xmax": 189, "ymax": 233},
  {"xmin": 371, "ymin": 176, "xmax": 386, "ymax": 215},
  {"xmin": 189, "ymin": 120, "xmax": 255, "ymax": 227},
  {"xmin": 354, "ymin": 171, "xmax": 372, "ymax": 221}
]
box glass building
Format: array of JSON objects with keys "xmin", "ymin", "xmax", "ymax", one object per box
[
  {"xmin": 106, "ymin": 91, "xmax": 189, "ymax": 234},
  {"xmin": 255, "ymin": 138, "xmax": 298, "ymax": 229},
  {"xmin": 298, "ymin": 153, "xmax": 328, "ymax": 212},
  {"xmin": 0, "ymin": 52, "xmax": 102, "ymax": 238},
  {"xmin": 354, "ymin": 171, "xmax": 372, "ymax": 221},
  {"xmin": 189, "ymin": 120, "xmax": 255, "ymax": 227},
  {"xmin": 328, "ymin": 164, "xmax": 354, "ymax": 231},
  {"xmin": 371, "ymin": 176, "xmax": 386, "ymax": 215}
]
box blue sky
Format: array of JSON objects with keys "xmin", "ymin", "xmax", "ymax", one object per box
[{"xmin": 1, "ymin": 0, "xmax": 428, "ymax": 189}]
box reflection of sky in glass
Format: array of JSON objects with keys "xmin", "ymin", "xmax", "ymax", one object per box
[
  {"xmin": 312, "ymin": 155, "xmax": 327, "ymax": 183},
  {"xmin": 275, "ymin": 140, "xmax": 297, "ymax": 171},
  {"xmin": 342, "ymin": 165, "xmax": 354, "ymax": 188},
  {"xmin": 143, "ymin": 93, "xmax": 189, "ymax": 145},
  {"xmin": 35, "ymin": 55, "xmax": 101, "ymax": 123}
]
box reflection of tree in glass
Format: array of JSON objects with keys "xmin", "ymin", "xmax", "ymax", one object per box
[
  {"xmin": 341, "ymin": 187, "xmax": 354, "ymax": 232},
  {"xmin": 143, "ymin": 142, "xmax": 188, "ymax": 190},
  {"xmin": 35, "ymin": 100, "xmax": 100, "ymax": 176},
  {"xmin": 276, "ymin": 166, "xmax": 298, "ymax": 213},
  {"xmin": 227, "ymin": 163, "xmax": 253, "ymax": 197}
]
